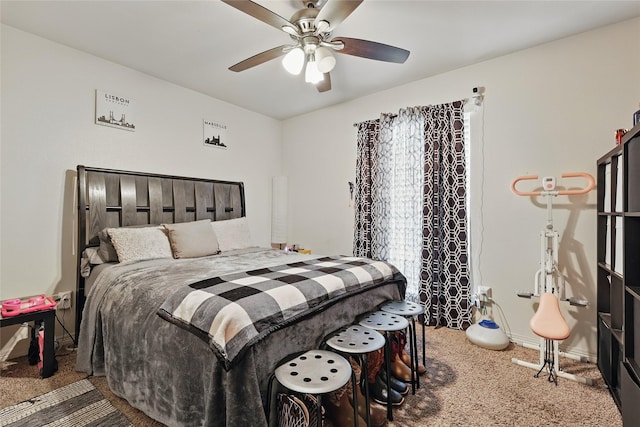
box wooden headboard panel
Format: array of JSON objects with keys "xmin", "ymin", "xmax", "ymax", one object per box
[{"xmin": 75, "ymin": 165, "xmax": 246, "ymax": 339}]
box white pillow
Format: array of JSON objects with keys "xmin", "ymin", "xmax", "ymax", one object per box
[
  {"xmin": 107, "ymin": 226, "xmax": 173, "ymax": 264},
  {"xmin": 163, "ymin": 220, "xmax": 220, "ymax": 259},
  {"xmin": 210, "ymin": 217, "xmax": 253, "ymax": 252}
]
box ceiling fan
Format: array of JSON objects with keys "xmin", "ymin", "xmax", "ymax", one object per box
[{"xmin": 221, "ymin": 0, "xmax": 410, "ymax": 92}]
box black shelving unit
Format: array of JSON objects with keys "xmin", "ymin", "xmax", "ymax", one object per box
[{"xmin": 597, "ymin": 122, "xmax": 640, "ymax": 425}]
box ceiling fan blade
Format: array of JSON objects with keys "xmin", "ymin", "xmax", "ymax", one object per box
[
  {"xmin": 333, "ymin": 37, "xmax": 410, "ymax": 63},
  {"xmin": 229, "ymin": 45, "xmax": 288, "ymax": 72},
  {"xmin": 316, "ymin": 73, "xmax": 332, "ymax": 93},
  {"xmin": 221, "ymin": 0, "xmax": 295, "ymax": 33},
  {"xmin": 315, "ymin": 0, "xmax": 363, "ymax": 31}
]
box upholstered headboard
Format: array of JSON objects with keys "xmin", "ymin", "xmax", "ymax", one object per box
[{"xmin": 75, "ymin": 165, "xmax": 245, "ymax": 339}]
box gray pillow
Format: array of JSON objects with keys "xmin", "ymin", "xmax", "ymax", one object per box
[{"xmin": 163, "ymin": 220, "xmax": 220, "ymax": 259}]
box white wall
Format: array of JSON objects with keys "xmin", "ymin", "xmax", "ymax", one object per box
[
  {"xmin": 0, "ymin": 25, "xmax": 283, "ymax": 348},
  {"xmin": 282, "ymin": 18, "xmax": 640, "ymax": 360}
]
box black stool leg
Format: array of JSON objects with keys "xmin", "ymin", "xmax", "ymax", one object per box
[
  {"xmin": 384, "ymin": 331, "xmax": 393, "ymax": 421},
  {"xmin": 361, "ymin": 354, "xmax": 371, "ymax": 427},
  {"xmin": 408, "ymin": 322, "xmax": 417, "ymax": 394},
  {"xmin": 351, "ymin": 369, "xmax": 359, "ymax": 427},
  {"xmin": 317, "ymin": 394, "xmax": 323, "ymax": 427},
  {"xmin": 421, "ymin": 316, "xmax": 426, "ymax": 368},
  {"xmin": 411, "ymin": 317, "xmax": 420, "ymax": 389}
]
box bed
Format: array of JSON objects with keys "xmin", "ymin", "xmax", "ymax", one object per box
[{"xmin": 73, "ymin": 165, "xmax": 406, "ymax": 427}]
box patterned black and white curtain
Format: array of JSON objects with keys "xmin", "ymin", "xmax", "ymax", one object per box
[
  {"xmin": 353, "ymin": 101, "xmax": 470, "ymax": 330},
  {"xmin": 353, "ymin": 119, "xmax": 378, "ymax": 259}
]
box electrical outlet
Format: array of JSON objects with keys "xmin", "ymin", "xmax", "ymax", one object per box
[
  {"xmin": 478, "ymin": 286, "xmax": 492, "ymax": 298},
  {"xmin": 56, "ymin": 291, "xmax": 72, "ymax": 310}
]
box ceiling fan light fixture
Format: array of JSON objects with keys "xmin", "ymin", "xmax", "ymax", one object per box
[
  {"xmin": 282, "ymin": 25, "xmax": 299, "ymax": 36},
  {"xmin": 315, "ymin": 46, "xmax": 336, "ymax": 73},
  {"xmin": 304, "ymin": 57, "xmax": 324, "ymax": 84},
  {"xmin": 315, "ymin": 20, "xmax": 330, "ymax": 33},
  {"xmin": 282, "ymin": 47, "xmax": 305, "ymax": 75}
]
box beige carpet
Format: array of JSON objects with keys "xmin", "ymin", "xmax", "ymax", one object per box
[{"xmin": 0, "ymin": 326, "xmax": 621, "ymax": 426}]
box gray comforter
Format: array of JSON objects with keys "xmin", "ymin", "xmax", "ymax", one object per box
[{"xmin": 76, "ymin": 248, "xmax": 405, "ymax": 427}]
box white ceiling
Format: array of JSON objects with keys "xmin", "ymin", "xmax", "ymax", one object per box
[{"xmin": 2, "ymin": 1, "xmax": 640, "ymax": 120}]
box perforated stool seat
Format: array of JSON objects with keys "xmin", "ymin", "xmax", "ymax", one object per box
[
  {"xmin": 379, "ymin": 300, "xmax": 424, "ymax": 318},
  {"xmin": 359, "ymin": 310, "xmax": 409, "ymax": 332},
  {"xmin": 325, "ymin": 325, "xmax": 386, "ymax": 354},
  {"xmin": 325, "ymin": 326, "xmax": 386, "ymax": 427},
  {"xmin": 359, "ymin": 311, "xmax": 409, "ymax": 422},
  {"xmin": 380, "ymin": 300, "xmax": 426, "ymax": 393},
  {"xmin": 268, "ymin": 349, "xmax": 353, "ymax": 426},
  {"xmin": 275, "ymin": 349, "xmax": 352, "ymax": 394}
]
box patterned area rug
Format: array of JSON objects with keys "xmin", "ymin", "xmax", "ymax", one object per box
[{"xmin": 0, "ymin": 379, "xmax": 132, "ymax": 427}]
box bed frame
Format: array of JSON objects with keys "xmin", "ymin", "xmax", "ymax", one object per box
[{"xmin": 75, "ymin": 165, "xmax": 246, "ymax": 341}]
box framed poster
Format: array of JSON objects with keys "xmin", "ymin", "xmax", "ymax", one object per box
[
  {"xmin": 95, "ymin": 90, "xmax": 135, "ymax": 131},
  {"xmin": 203, "ymin": 119, "xmax": 228, "ymax": 149}
]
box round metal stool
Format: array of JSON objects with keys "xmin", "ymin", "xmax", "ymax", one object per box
[
  {"xmin": 380, "ymin": 300, "xmax": 426, "ymax": 394},
  {"xmin": 358, "ymin": 310, "xmax": 409, "ymax": 422},
  {"xmin": 267, "ymin": 349, "xmax": 353, "ymax": 427},
  {"xmin": 325, "ymin": 325, "xmax": 386, "ymax": 427}
]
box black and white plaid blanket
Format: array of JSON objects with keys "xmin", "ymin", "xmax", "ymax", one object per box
[{"xmin": 158, "ymin": 256, "xmax": 403, "ymax": 369}]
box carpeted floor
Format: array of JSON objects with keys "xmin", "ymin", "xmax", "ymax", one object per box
[{"xmin": 0, "ymin": 326, "xmax": 621, "ymax": 426}]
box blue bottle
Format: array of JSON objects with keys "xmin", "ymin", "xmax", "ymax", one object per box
[{"xmin": 634, "ymin": 103, "xmax": 640, "ymax": 127}]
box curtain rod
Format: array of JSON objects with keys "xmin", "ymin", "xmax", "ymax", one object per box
[
  {"xmin": 352, "ymin": 87, "xmax": 485, "ymax": 127},
  {"xmin": 353, "ymin": 118, "xmax": 380, "ymax": 128}
]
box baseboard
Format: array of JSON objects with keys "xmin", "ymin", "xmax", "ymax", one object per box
[{"xmin": 508, "ymin": 332, "xmax": 596, "ymax": 363}]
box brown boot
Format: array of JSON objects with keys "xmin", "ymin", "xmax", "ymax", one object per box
[
  {"xmin": 352, "ymin": 382, "xmax": 388, "ymax": 426},
  {"xmin": 366, "ymin": 348, "xmax": 384, "ymax": 383},
  {"xmin": 325, "ymin": 387, "xmax": 367, "ymax": 427},
  {"xmin": 347, "ymin": 358, "xmax": 387, "ymax": 427},
  {"xmin": 390, "ymin": 356, "xmax": 413, "ymax": 383},
  {"xmin": 400, "ymin": 350, "xmax": 426, "ymax": 375},
  {"xmin": 369, "ymin": 402, "xmax": 388, "ymax": 426},
  {"xmin": 390, "ymin": 332, "xmax": 417, "ymax": 382}
]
